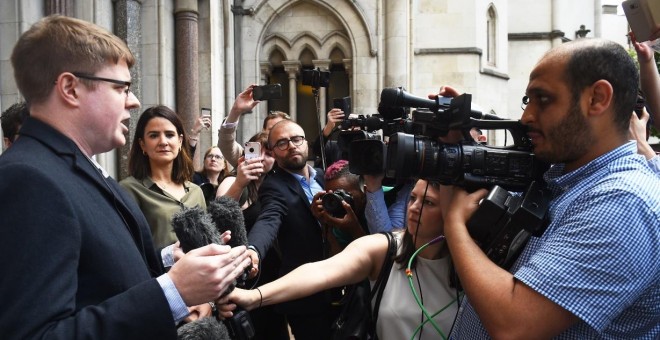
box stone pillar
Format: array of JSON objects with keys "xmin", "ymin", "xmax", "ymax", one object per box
[
  {"xmin": 283, "ymin": 61, "xmax": 301, "ymax": 121},
  {"xmin": 260, "ymin": 62, "xmax": 272, "ymax": 85},
  {"xmin": 312, "ymin": 60, "xmax": 331, "ymax": 125},
  {"xmin": 113, "ymin": 0, "xmax": 142, "ymax": 180},
  {"xmin": 45, "ymin": 0, "xmax": 74, "ymax": 16},
  {"xmin": 174, "ymin": 0, "xmax": 200, "ymax": 166},
  {"xmin": 343, "ymin": 58, "xmax": 353, "ymax": 100},
  {"xmin": 384, "ymin": 1, "xmax": 408, "ymax": 87},
  {"xmin": 259, "ymin": 62, "xmax": 272, "ymax": 119}
]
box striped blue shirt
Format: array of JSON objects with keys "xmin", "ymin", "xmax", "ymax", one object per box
[{"xmin": 452, "ymin": 142, "xmax": 660, "ymax": 339}]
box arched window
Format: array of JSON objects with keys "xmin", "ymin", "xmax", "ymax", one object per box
[{"xmin": 487, "ymin": 5, "xmax": 497, "ymax": 66}]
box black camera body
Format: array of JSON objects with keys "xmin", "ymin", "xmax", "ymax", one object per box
[
  {"xmin": 224, "ymin": 307, "xmax": 256, "ymax": 340},
  {"xmin": 322, "ymin": 189, "xmax": 355, "ymax": 218},
  {"xmin": 466, "ymin": 181, "xmax": 551, "ymax": 269},
  {"xmin": 302, "ymin": 68, "xmax": 330, "ymax": 88},
  {"xmin": 252, "ymin": 84, "xmax": 282, "ymax": 101},
  {"xmin": 333, "ymin": 96, "xmax": 352, "ymax": 114}
]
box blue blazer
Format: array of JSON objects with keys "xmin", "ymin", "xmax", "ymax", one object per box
[
  {"xmin": 0, "ymin": 118, "xmax": 176, "ymax": 339},
  {"xmin": 248, "ymin": 164, "xmax": 330, "ymax": 315}
]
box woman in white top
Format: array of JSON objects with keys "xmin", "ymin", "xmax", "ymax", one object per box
[{"xmin": 223, "ymin": 179, "xmax": 460, "ymax": 340}]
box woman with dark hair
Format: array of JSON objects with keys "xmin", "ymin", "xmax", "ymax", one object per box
[
  {"xmin": 223, "ymin": 179, "xmax": 460, "ymax": 340},
  {"xmin": 120, "ymin": 105, "xmax": 206, "ymax": 248}
]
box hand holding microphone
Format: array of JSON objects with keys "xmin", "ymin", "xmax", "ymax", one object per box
[{"xmin": 169, "ymin": 206, "xmax": 251, "ymax": 305}]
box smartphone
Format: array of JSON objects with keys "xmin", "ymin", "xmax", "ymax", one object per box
[
  {"xmin": 333, "ymin": 96, "xmax": 351, "ymax": 114},
  {"xmin": 252, "ymin": 84, "xmax": 282, "ymax": 101},
  {"xmin": 244, "ymin": 142, "xmax": 261, "ymax": 160},
  {"xmin": 201, "ymin": 107, "xmax": 211, "ymax": 130}
]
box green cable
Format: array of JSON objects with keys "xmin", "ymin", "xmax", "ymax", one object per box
[
  {"xmin": 406, "ymin": 237, "xmax": 448, "ymax": 340},
  {"xmin": 410, "ymin": 292, "xmax": 464, "ymax": 339}
]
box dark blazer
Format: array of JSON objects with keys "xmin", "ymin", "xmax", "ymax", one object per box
[
  {"xmin": 248, "ymin": 163, "xmax": 329, "ymax": 315},
  {"xmin": 0, "ymin": 118, "xmax": 176, "ymax": 339}
]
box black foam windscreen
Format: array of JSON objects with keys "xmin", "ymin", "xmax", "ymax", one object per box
[
  {"xmin": 207, "ymin": 196, "xmax": 248, "ymax": 248},
  {"xmin": 177, "ymin": 316, "xmax": 231, "ymax": 340},
  {"xmin": 171, "ymin": 205, "xmax": 223, "ymax": 253}
]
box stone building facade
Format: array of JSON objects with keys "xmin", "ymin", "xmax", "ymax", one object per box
[{"xmin": 0, "ymin": 0, "xmax": 630, "ymax": 178}]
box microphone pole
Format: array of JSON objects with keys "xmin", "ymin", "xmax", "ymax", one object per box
[{"xmin": 313, "ymin": 86, "xmax": 328, "ymax": 171}]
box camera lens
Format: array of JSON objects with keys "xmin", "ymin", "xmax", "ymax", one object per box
[
  {"xmin": 387, "ymin": 132, "xmax": 462, "ymax": 182},
  {"xmin": 322, "ymin": 193, "xmax": 346, "ymax": 218},
  {"xmin": 248, "ymin": 147, "xmax": 255, "ymax": 153}
]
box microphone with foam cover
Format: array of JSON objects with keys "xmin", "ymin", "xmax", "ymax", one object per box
[
  {"xmin": 208, "ymin": 196, "xmax": 248, "ymax": 248},
  {"xmin": 171, "ymin": 205, "xmax": 222, "ymax": 253}
]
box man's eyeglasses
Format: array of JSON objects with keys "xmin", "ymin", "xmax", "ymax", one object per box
[
  {"xmin": 273, "ymin": 136, "xmax": 305, "ymax": 151},
  {"xmin": 206, "ymin": 154, "xmax": 224, "ymax": 160},
  {"xmin": 73, "ymin": 73, "xmax": 132, "ymax": 96}
]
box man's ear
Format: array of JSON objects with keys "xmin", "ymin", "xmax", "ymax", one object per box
[
  {"xmin": 55, "ymin": 73, "xmax": 81, "ymax": 106},
  {"xmin": 586, "ymin": 79, "xmax": 613, "ymax": 117}
]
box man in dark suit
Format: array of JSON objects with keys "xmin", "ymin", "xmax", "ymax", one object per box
[
  {"xmin": 0, "ymin": 15, "xmax": 251, "ymax": 339},
  {"xmin": 247, "ymin": 120, "xmax": 333, "ymax": 339}
]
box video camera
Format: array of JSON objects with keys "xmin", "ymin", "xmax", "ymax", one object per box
[
  {"xmin": 339, "ymin": 87, "xmax": 551, "ymax": 267},
  {"xmin": 346, "ymin": 87, "xmax": 548, "ymax": 192}
]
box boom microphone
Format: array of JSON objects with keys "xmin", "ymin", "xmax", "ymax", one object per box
[
  {"xmin": 207, "ymin": 196, "xmax": 248, "ymax": 247},
  {"xmin": 171, "ymin": 205, "xmax": 223, "ymax": 253},
  {"xmin": 379, "ymin": 87, "xmax": 502, "ymax": 121}
]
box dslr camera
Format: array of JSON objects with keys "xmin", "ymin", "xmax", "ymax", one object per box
[{"xmin": 321, "ymin": 189, "xmax": 355, "ymax": 218}]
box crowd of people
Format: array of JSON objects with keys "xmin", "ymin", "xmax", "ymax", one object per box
[{"xmin": 0, "ymin": 14, "xmax": 658, "ymax": 340}]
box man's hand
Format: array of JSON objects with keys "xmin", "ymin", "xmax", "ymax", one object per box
[
  {"xmin": 246, "ymin": 247, "xmax": 260, "ymax": 279},
  {"xmin": 440, "ymin": 185, "xmax": 487, "ymax": 238},
  {"xmin": 323, "ymin": 108, "xmax": 345, "ymax": 137},
  {"xmin": 184, "ymin": 302, "xmax": 213, "ymax": 323},
  {"xmin": 168, "ymin": 244, "xmax": 251, "ymax": 306},
  {"xmin": 310, "ymin": 191, "xmax": 327, "ymax": 221},
  {"xmin": 629, "ymin": 109, "xmax": 656, "ymax": 160}
]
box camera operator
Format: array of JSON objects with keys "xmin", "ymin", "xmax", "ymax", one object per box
[
  {"xmin": 311, "ymin": 160, "xmax": 368, "ymax": 256},
  {"xmin": 442, "ymin": 39, "xmax": 660, "ymax": 338}
]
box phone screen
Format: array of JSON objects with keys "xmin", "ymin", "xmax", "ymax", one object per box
[{"xmin": 201, "ymin": 108, "xmax": 211, "ymax": 117}]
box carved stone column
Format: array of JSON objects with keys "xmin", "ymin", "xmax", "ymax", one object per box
[
  {"xmin": 174, "ymin": 0, "xmax": 200, "ymax": 166},
  {"xmin": 343, "ymin": 58, "xmax": 353, "ymax": 102},
  {"xmin": 45, "ymin": 0, "xmax": 74, "ymax": 16},
  {"xmin": 113, "ymin": 0, "xmax": 142, "ymax": 179},
  {"xmin": 282, "ymin": 61, "xmax": 301, "ymax": 121}
]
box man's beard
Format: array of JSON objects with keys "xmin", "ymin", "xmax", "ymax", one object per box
[
  {"xmin": 279, "ymin": 152, "xmax": 307, "ymax": 171},
  {"xmin": 538, "ymin": 101, "xmax": 593, "ymax": 165}
]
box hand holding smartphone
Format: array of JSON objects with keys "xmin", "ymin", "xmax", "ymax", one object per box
[
  {"xmin": 244, "ymin": 142, "xmax": 261, "ymax": 160},
  {"xmin": 201, "ymin": 108, "xmax": 212, "ymax": 130}
]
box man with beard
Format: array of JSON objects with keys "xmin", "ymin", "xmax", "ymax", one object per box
[
  {"xmin": 442, "ymin": 39, "xmax": 659, "ymax": 338},
  {"xmin": 246, "ymin": 120, "xmax": 333, "ymax": 339}
]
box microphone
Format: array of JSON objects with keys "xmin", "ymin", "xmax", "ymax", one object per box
[
  {"xmin": 379, "ymin": 87, "xmax": 503, "ymax": 121},
  {"xmin": 206, "ymin": 196, "xmax": 256, "ymax": 340},
  {"xmin": 207, "ymin": 196, "xmax": 248, "ymax": 248},
  {"xmin": 177, "ymin": 316, "xmax": 231, "ymax": 340},
  {"xmin": 171, "ymin": 205, "xmax": 223, "ymax": 253}
]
